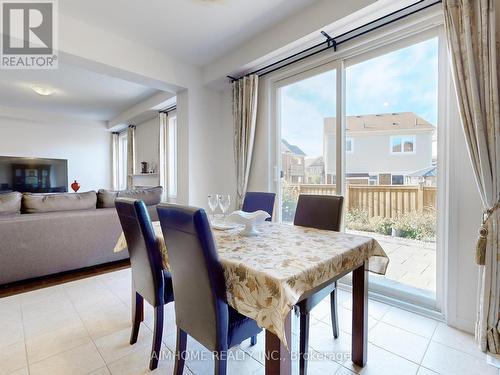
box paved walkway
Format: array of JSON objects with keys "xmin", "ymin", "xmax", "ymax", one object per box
[{"xmin": 347, "ymin": 230, "xmax": 436, "ymax": 292}]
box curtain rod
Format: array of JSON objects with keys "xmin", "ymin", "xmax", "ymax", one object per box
[
  {"xmin": 227, "ymin": 0, "xmax": 442, "ymax": 82},
  {"xmin": 159, "ymin": 105, "xmax": 176, "ymax": 114}
]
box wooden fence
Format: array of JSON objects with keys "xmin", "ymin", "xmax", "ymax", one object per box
[{"xmin": 290, "ymin": 184, "xmax": 436, "ymax": 218}]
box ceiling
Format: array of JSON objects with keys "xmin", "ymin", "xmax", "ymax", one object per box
[
  {"xmin": 59, "ymin": 0, "xmax": 321, "ymax": 66},
  {"xmin": 0, "ymin": 64, "xmax": 160, "ymax": 121}
]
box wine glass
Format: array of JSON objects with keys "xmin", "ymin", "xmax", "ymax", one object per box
[
  {"xmin": 218, "ymin": 194, "xmax": 231, "ymax": 220},
  {"xmin": 207, "ymin": 194, "xmax": 219, "ymax": 221}
]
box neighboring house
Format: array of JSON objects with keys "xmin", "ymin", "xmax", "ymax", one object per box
[
  {"xmin": 405, "ymin": 165, "xmax": 437, "ymax": 186},
  {"xmin": 324, "ymin": 112, "xmax": 435, "ymax": 185},
  {"xmin": 305, "ymin": 156, "xmax": 325, "ymax": 184},
  {"xmin": 281, "ymin": 139, "xmax": 306, "ymax": 183}
]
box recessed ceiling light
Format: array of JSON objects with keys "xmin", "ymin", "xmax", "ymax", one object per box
[{"xmin": 31, "ymin": 85, "xmax": 54, "ymax": 96}]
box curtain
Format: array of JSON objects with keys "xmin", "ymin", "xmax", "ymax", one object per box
[
  {"xmin": 111, "ymin": 132, "xmax": 119, "ymax": 190},
  {"xmin": 444, "ymin": 0, "xmax": 500, "ymax": 354},
  {"xmin": 126, "ymin": 125, "xmax": 136, "ymax": 189},
  {"xmin": 232, "ymin": 74, "xmax": 259, "ymax": 208},
  {"xmin": 159, "ymin": 112, "xmax": 168, "ymax": 201}
]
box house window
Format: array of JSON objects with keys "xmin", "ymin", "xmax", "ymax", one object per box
[
  {"xmin": 391, "ymin": 135, "xmax": 415, "ymax": 154},
  {"xmin": 117, "ymin": 131, "xmax": 128, "ymax": 190},
  {"xmin": 391, "ymin": 175, "xmax": 404, "ymax": 185},
  {"xmin": 346, "ymin": 137, "xmax": 354, "ymax": 153}
]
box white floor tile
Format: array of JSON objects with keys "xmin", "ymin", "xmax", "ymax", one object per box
[
  {"xmin": 381, "ymin": 307, "xmax": 438, "ymax": 338},
  {"xmin": 94, "ymin": 325, "xmax": 153, "ymax": 364},
  {"xmin": 431, "ymin": 323, "xmax": 483, "ymax": 359},
  {"xmin": 106, "ymin": 342, "xmax": 174, "ymax": 375},
  {"xmin": 369, "ymin": 321, "xmax": 430, "ymax": 363},
  {"xmin": 87, "ymin": 368, "xmax": 111, "ymax": 375},
  {"xmin": 0, "ymin": 316, "xmax": 24, "ymax": 349},
  {"xmin": 342, "ymin": 343, "xmax": 419, "ymax": 375},
  {"xmin": 79, "ymin": 302, "xmax": 131, "ymax": 340},
  {"xmin": 25, "ymin": 321, "xmax": 91, "ymax": 363},
  {"xmin": 0, "ymin": 342, "xmax": 27, "ymax": 375},
  {"xmin": 309, "ymin": 318, "xmax": 352, "ymax": 357},
  {"xmin": 416, "ymin": 366, "xmax": 440, "ymax": 374},
  {"xmin": 422, "ymin": 341, "xmax": 496, "ymax": 375},
  {"xmin": 4, "ymin": 368, "xmax": 29, "ymax": 375},
  {"xmin": 22, "ymin": 302, "xmax": 82, "ymax": 340},
  {"xmin": 29, "ymin": 342, "xmax": 105, "ymax": 375}
]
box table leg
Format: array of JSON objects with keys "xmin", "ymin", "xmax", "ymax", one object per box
[
  {"xmin": 265, "ymin": 311, "xmax": 292, "ymax": 375},
  {"xmin": 352, "ymin": 262, "xmax": 368, "ymax": 367}
]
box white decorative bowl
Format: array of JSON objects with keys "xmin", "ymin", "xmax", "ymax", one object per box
[{"xmin": 227, "ymin": 210, "xmax": 270, "ymax": 236}]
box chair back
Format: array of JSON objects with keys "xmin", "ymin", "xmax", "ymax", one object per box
[
  {"xmin": 242, "ymin": 192, "xmax": 276, "ymax": 221},
  {"xmin": 115, "ymin": 198, "xmax": 165, "ymax": 307},
  {"xmin": 293, "ymin": 194, "xmax": 344, "ymax": 231},
  {"xmin": 157, "ymin": 203, "xmax": 228, "ymax": 351}
]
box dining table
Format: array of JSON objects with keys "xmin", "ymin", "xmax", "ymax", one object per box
[{"xmin": 114, "ymin": 220, "xmax": 389, "ymax": 375}]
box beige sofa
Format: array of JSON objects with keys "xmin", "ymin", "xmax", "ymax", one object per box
[{"xmin": 0, "ymin": 187, "xmax": 161, "ymax": 285}]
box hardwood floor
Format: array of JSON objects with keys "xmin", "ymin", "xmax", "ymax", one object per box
[{"xmin": 0, "ymin": 259, "xmax": 130, "ymax": 298}]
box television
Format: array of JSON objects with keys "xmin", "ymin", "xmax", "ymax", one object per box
[{"xmin": 0, "ymin": 156, "xmax": 68, "ymax": 193}]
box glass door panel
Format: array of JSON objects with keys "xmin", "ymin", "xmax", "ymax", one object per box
[
  {"xmin": 277, "ymin": 68, "xmax": 337, "ymax": 222},
  {"xmin": 345, "ymin": 37, "xmax": 439, "ymax": 302}
]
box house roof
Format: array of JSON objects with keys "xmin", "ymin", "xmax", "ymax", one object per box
[
  {"xmin": 282, "ymin": 139, "xmax": 306, "ymax": 156},
  {"xmin": 324, "ymin": 112, "xmax": 435, "ymax": 134},
  {"xmin": 306, "ymin": 156, "xmax": 324, "ymax": 167},
  {"xmin": 407, "ymin": 166, "xmax": 437, "ymax": 177}
]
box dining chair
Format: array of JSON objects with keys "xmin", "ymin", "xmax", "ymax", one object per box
[
  {"xmin": 115, "ymin": 198, "xmax": 174, "ymax": 370},
  {"xmin": 293, "ymin": 194, "xmax": 344, "ymax": 375},
  {"xmin": 241, "ymin": 191, "xmax": 276, "ymax": 221},
  {"xmin": 157, "ymin": 203, "xmax": 262, "ymax": 375}
]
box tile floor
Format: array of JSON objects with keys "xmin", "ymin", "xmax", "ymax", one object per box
[{"xmin": 1, "ymin": 268, "xmax": 497, "ymax": 375}]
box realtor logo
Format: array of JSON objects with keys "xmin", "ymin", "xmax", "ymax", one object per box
[{"xmin": 1, "ymin": 0, "xmax": 58, "ymax": 69}]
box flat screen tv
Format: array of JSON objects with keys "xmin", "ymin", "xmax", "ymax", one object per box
[{"xmin": 0, "ymin": 156, "xmax": 68, "ymax": 193}]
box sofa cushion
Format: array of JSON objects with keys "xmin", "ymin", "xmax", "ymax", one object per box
[
  {"xmin": 97, "ymin": 189, "xmax": 118, "ymax": 208},
  {"xmin": 0, "ymin": 192, "xmax": 22, "ymax": 216},
  {"xmin": 118, "ymin": 186, "xmax": 163, "ymax": 206},
  {"xmin": 22, "ymin": 191, "xmax": 97, "ymax": 214}
]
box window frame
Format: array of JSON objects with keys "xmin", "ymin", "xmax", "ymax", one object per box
[
  {"xmin": 117, "ymin": 131, "xmax": 128, "ymax": 190},
  {"xmin": 390, "ymin": 135, "xmax": 416, "ymax": 154}
]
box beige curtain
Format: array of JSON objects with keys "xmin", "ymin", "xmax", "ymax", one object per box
[
  {"xmin": 126, "ymin": 125, "xmax": 136, "ymax": 189},
  {"xmin": 111, "ymin": 132, "xmax": 119, "ymax": 190},
  {"xmin": 444, "ymin": 0, "xmax": 500, "ymax": 354},
  {"xmin": 233, "ymin": 75, "xmax": 259, "ymax": 208},
  {"xmin": 159, "ymin": 112, "xmax": 168, "ymax": 201}
]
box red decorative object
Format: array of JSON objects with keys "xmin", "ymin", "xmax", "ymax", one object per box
[{"xmin": 71, "ymin": 180, "xmax": 80, "ymax": 192}]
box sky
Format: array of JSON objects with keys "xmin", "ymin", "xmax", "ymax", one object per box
[{"xmin": 280, "ymin": 37, "xmax": 439, "ymax": 158}]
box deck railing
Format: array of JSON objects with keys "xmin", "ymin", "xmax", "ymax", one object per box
[{"xmin": 289, "ymin": 184, "xmax": 436, "ymax": 218}]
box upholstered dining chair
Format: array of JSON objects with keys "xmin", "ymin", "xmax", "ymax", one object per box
[
  {"xmin": 115, "ymin": 198, "xmax": 174, "ymax": 370},
  {"xmin": 157, "ymin": 203, "xmax": 262, "ymax": 375},
  {"xmin": 241, "ymin": 191, "xmax": 276, "ymax": 221},
  {"xmin": 293, "ymin": 194, "xmax": 344, "ymax": 375}
]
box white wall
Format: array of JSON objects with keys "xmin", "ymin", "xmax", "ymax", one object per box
[
  {"xmin": 179, "ymin": 85, "xmax": 236, "ymax": 208},
  {"xmin": 135, "ymin": 116, "xmax": 159, "ymax": 174},
  {"xmin": 0, "ymin": 117, "xmax": 112, "ymax": 192}
]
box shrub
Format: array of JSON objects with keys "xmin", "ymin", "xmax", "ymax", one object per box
[
  {"xmin": 345, "ymin": 208, "xmax": 372, "ymax": 231},
  {"xmin": 346, "ymin": 208, "xmax": 436, "ymax": 241},
  {"xmin": 392, "ymin": 211, "xmax": 436, "ymax": 241}
]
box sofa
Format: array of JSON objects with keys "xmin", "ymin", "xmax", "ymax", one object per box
[{"xmin": 0, "ymin": 186, "xmax": 162, "ymax": 285}]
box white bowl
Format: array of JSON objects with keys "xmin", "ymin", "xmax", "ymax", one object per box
[{"xmin": 227, "ymin": 210, "xmax": 270, "ymax": 236}]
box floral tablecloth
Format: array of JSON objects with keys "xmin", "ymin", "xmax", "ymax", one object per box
[{"xmin": 114, "ymin": 221, "xmax": 389, "ymax": 347}]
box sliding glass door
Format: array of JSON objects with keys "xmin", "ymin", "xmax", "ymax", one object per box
[{"xmin": 274, "ymin": 30, "xmax": 443, "ymax": 309}]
